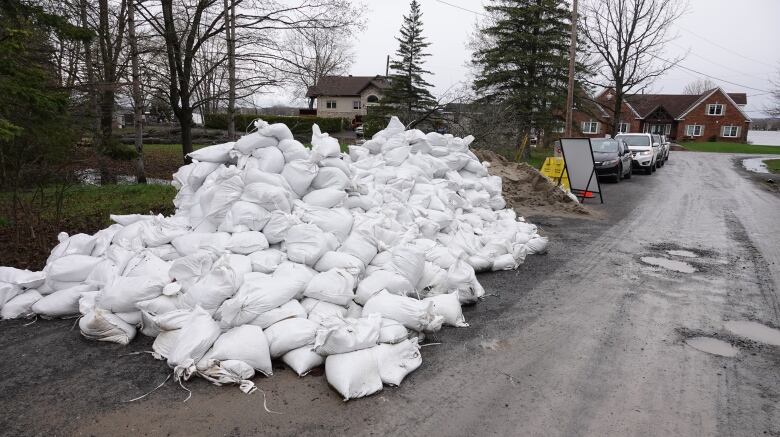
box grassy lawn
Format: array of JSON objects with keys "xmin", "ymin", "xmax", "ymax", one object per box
[
  {"xmin": 765, "ymin": 159, "xmax": 780, "ymax": 174},
  {"xmin": 679, "ymin": 142, "xmax": 780, "ymax": 155}
]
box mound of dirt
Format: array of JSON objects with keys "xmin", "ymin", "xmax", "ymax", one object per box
[{"xmin": 473, "ymin": 149, "xmax": 590, "ymax": 217}]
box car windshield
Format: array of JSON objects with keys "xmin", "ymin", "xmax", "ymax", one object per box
[
  {"xmin": 618, "ymin": 135, "xmax": 650, "ymax": 147},
  {"xmin": 591, "ymin": 139, "xmax": 619, "ymax": 153}
]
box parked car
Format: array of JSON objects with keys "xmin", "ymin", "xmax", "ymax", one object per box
[
  {"xmin": 660, "ymin": 134, "xmax": 671, "ymax": 162},
  {"xmin": 355, "ymin": 125, "xmax": 364, "ymax": 137},
  {"xmin": 615, "ymin": 133, "xmax": 659, "ymax": 175},
  {"xmin": 652, "ymin": 134, "xmax": 667, "ymax": 167},
  {"xmin": 591, "ymin": 138, "xmax": 632, "ymax": 182}
]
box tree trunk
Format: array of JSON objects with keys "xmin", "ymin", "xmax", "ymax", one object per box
[
  {"xmin": 611, "ymin": 86, "xmax": 623, "ymax": 136},
  {"xmin": 180, "ymin": 108, "xmax": 193, "ymax": 163},
  {"xmin": 224, "ymin": 0, "xmax": 236, "ymax": 140},
  {"xmin": 129, "ymin": 0, "xmax": 146, "ymax": 183},
  {"xmin": 80, "ymin": 0, "xmax": 101, "ymax": 149}
]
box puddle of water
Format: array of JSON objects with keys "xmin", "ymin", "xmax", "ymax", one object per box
[
  {"xmin": 685, "ymin": 337, "xmax": 739, "ymax": 357},
  {"xmin": 724, "ymin": 321, "xmax": 780, "ymax": 346},
  {"xmin": 76, "ymin": 168, "xmax": 171, "ymax": 186},
  {"xmin": 640, "ymin": 256, "xmax": 697, "ymax": 274},
  {"xmin": 667, "ymin": 250, "xmax": 698, "ymax": 258},
  {"xmin": 742, "ymin": 157, "xmax": 772, "ymax": 174}
]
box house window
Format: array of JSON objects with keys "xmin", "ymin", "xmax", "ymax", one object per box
[
  {"xmin": 618, "ymin": 122, "xmax": 630, "ymax": 133},
  {"xmin": 721, "ymin": 125, "xmax": 740, "ymax": 138},
  {"xmin": 707, "ymin": 104, "xmax": 724, "ymax": 116},
  {"xmin": 366, "ymin": 95, "xmax": 379, "ymax": 104},
  {"xmin": 582, "ymin": 120, "xmax": 600, "ymax": 134},
  {"xmin": 326, "ymin": 100, "xmax": 337, "ymax": 109},
  {"xmin": 353, "ymin": 100, "xmax": 361, "ymax": 110},
  {"xmin": 686, "ymin": 124, "xmax": 703, "ymax": 137}
]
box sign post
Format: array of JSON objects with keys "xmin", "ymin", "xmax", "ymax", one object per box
[{"xmin": 559, "ymin": 138, "xmax": 603, "ymax": 203}]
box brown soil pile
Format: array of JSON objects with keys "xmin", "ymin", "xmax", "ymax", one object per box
[{"xmin": 473, "ymin": 149, "xmax": 590, "ymax": 217}]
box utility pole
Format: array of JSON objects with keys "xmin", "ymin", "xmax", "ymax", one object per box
[
  {"xmin": 224, "ymin": 0, "xmax": 236, "ymax": 140},
  {"xmin": 564, "ymin": 0, "xmax": 578, "ymax": 137}
]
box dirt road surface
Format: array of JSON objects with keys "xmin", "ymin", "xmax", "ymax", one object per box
[{"xmin": 2, "ymin": 152, "xmax": 779, "ymax": 437}]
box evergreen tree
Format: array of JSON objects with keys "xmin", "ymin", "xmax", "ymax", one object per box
[
  {"xmin": 380, "ymin": 0, "xmax": 436, "ymax": 126},
  {"xmin": 472, "ymin": 0, "xmax": 583, "ymax": 150}
]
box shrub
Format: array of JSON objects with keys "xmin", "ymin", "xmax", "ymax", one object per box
[{"xmin": 204, "ymin": 114, "xmax": 347, "ymax": 138}]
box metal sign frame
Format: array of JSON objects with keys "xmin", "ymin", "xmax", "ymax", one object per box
[{"xmin": 559, "ymin": 137, "xmax": 603, "ymax": 203}]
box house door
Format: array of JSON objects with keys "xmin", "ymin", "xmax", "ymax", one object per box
[{"xmin": 646, "ymin": 124, "xmax": 671, "ymax": 135}]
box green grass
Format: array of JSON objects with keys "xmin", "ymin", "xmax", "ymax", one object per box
[
  {"xmin": 679, "ymin": 142, "xmax": 780, "ymax": 155},
  {"xmin": 765, "ymin": 159, "xmax": 780, "ymax": 174},
  {"xmin": 0, "ymin": 184, "xmax": 176, "ymax": 226}
]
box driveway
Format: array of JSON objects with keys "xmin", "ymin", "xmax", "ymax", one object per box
[{"xmin": 1, "ymin": 152, "xmax": 779, "ymax": 436}]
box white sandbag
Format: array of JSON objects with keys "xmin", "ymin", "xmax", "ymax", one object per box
[
  {"xmin": 301, "ymin": 297, "xmax": 348, "ymax": 324},
  {"xmin": 355, "ymin": 270, "xmax": 415, "ymax": 305},
  {"xmin": 220, "ymin": 201, "xmax": 271, "ymax": 232},
  {"xmin": 32, "ymin": 284, "xmax": 95, "ymax": 318},
  {"xmin": 0, "ymin": 282, "xmax": 21, "ymax": 308},
  {"xmin": 168, "ymin": 251, "xmax": 215, "ymax": 288},
  {"xmin": 313, "ymin": 251, "xmax": 365, "ymax": 277},
  {"xmin": 423, "ymin": 293, "xmax": 468, "ymax": 327},
  {"xmin": 298, "ymin": 206, "xmax": 353, "ymax": 242},
  {"xmin": 184, "ymin": 162, "xmax": 220, "ymax": 190},
  {"xmin": 248, "ymin": 249, "xmax": 286, "ymax": 274},
  {"xmin": 218, "ymin": 276, "xmax": 302, "ymax": 327},
  {"xmin": 153, "ymin": 308, "xmax": 193, "ymax": 331},
  {"xmin": 248, "ymin": 299, "xmax": 306, "ymax": 329},
  {"xmin": 47, "ymin": 232, "xmax": 97, "ymax": 264},
  {"xmin": 325, "ymin": 347, "xmax": 383, "ymax": 401},
  {"xmin": 234, "ymin": 132, "xmax": 278, "ymax": 154},
  {"xmin": 240, "ymin": 182, "xmax": 292, "ymax": 213},
  {"xmin": 141, "ymin": 216, "xmax": 189, "ymax": 247},
  {"xmin": 362, "ymin": 290, "xmax": 444, "ymax": 332},
  {"xmin": 374, "ymin": 339, "xmax": 422, "ymax": 386},
  {"xmin": 199, "ymin": 175, "xmax": 244, "ymax": 221},
  {"xmin": 46, "ymin": 254, "xmax": 103, "ymax": 283},
  {"xmin": 311, "ymin": 124, "xmax": 342, "ymax": 160},
  {"xmin": 181, "ymin": 260, "xmax": 240, "ymax": 314},
  {"xmin": 313, "ymin": 314, "xmax": 381, "ymax": 356},
  {"xmin": 153, "ymin": 329, "xmax": 180, "ymax": 360},
  {"xmin": 282, "ymin": 346, "xmax": 324, "ymax": 376},
  {"xmin": 273, "ymin": 262, "xmax": 317, "ymax": 295},
  {"xmin": 281, "ymin": 160, "xmax": 318, "ymax": 197},
  {"xmin": 188, "ymin": 142, "xmax": 234, "ymax": 163},
  {"xmin": 197, "ymin": 359, "xmax": 257, "ymax": 393},
  {"xmin": 199, "ymin": 325, "xmax": 272, "ymax": 376},
  {"xmin": 491, "ymin": 253, "xmax": 517, "ymax": 271},
  {"xmin": 417, "ymin": 262, "xmax": 450, "ymax": 297},
  {"xmin": 249, "ymin": 145, "xmax": 285, "ymax": 173},
  {"xmin": 226, "ymin": 231, "xmax": 269, "ymax": 255},
  {"xmin": 311, "ymin": 166, "xmax": 350, "ymax": 190},
  {"xmin": 389, "ymin": 244, "xmax": 425, "ymax": 286},
  {"xmin": 96, "ymin": 276, "xmax": 165, "ymax": 313},
  {"xmin": 123, "ymin": 251, "xmax": 171, "ymax": 284},
  {"xmin": 378, "ymin": 318, "xmax": 408, "ymax": 344},
  {"xmin": 1, "ymin": 289, "xmax": 42, "ymax": 319},
  {"xmin": 78, "ymin": 291, "xmax": 98, "ymax": 315},
  {"xmin": 146, "ymin": 244, "xmax": 180, "ymax": 261},
  {"xmin": 259, "ymin": 122, "xmax": 294, "ymax": 141},
  {"xmin": 283, "ymin": 224, "xmax": 338, "ymax": 266},
  {"xmin": 264, "ymin": 317, "xmax": 319, "ymax": 358},
  {"xmin": 171, "ymin": 232, "xmax": 230, "ymax": 256},
  {"xmin": 0, "ymin": 267, "xmax": 45, "ymax": 289},
  {"xmin": 79, "ymin": 308, "xmax": 137, "ymax": 345},
  {"xmin": 277, "ymin": 139, "xmax": 309, "ymax": 162},
  {"xmin": 167, "ymin": 307, "xmax": 222, "ymax": 372},
  {"xmin": 338, "ymin": 230, "xmax": 378, "ymax": 265},
  {"xmin": 302, "ymin": 188, "xmax": 347, "ymax": 208},
  {"xmin": 136, "ymin": 295, "xmax": 185, "ymax": 337},
  {"xmin": 526, "ymin": 235, "xmax": 549, "ymax": 254},
  {"xmin": 115, "ymin": 310, "xmax": 142, "ymax": 326},
  {"xmin": 303, "ymin": 269, "xmax": 356, "ymax": 307},
  {"xmin": 262, "ymin": 211, "xmax": 297, "ymax": 244},
  {"xmin": 447, "ymin": 260, "xmax": 485, "ymax": 304}
]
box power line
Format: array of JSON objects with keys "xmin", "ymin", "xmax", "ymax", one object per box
[
  {"xmin": 431, "ymin": 0, "xmax": 488, "ymax": 17},
  {"xmin": 648, "ymin": 52, "xmax": 772, "ymax": 94},
  {"xmin": 678, "ymin": 28, "xmax": 779, "ymax": 69},
  {"xmin": 669, "ymin": 42, "xmax": 773, "ymax": 83}
]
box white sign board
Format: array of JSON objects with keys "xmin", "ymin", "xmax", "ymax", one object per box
[{"xmin": 560, "ymin": 138, "xmax": 602, "ymax": 202}]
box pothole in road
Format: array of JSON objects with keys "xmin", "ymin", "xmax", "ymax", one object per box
[
  {"xmin": 640, "ymin": 256, "xmax": 697, "ymax": 273},
  {"xmin": 724, "ymin": 321, "xmax": 780, "ymax": 346},
  {"xmin": 684, "ymin": 336, "xmax": 740, "ymax": 357},
  {"xmin": 667, "ymin": 250, "xmax": 699, "ymax": 258}
]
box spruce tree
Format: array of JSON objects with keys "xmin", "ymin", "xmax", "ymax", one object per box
[
  {"xmin": 472, "ymin": 0, "xmax": 582, "ymax": 149},
  {"xmin": 381, "ymin": 0, "xmax": 436, "ymax": 125}
]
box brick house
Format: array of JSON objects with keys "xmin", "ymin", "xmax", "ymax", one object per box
[
  {"xmin": 305, "ymin": 75, "xmax": 388, "ymax": 121},
  {"xmin": 573, "ymin": 87, "xmax": 750, "ymax": 142}
]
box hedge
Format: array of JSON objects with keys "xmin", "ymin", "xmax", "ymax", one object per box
[{"xmin": 204, "ymin": 113, "xmax": 347, "ymax": 136}]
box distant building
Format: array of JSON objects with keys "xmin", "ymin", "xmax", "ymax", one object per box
[
  {"xmin": 573, "ymin": 87, "xmax": 751, "ymax": 142},
  {"xmin": 305, "ymin": 75, "xmax": 388, "ymax": 120}
]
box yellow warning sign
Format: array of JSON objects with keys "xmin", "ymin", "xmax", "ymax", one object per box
[{"xmin": 540, "ymin": 157, "xmax": 570, "ymax": 191}]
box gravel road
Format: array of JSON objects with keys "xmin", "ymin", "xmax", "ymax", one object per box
[{"xmin": 1, "ymin": 151, "xmax": 779, "ymax": 437}]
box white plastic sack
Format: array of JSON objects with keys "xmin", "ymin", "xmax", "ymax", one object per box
[
  {"xmin": 313, "ymin": 314, "xmax": 381, "ymax": 356},
  {"xmin": 32, "ymin": 284, "xmax": 95, "ymax": 318},
  {"xmin": 226, "ymin": 231, "xmax": 269, "ymax": 255},
  {"xmin": 167, "ymin": 307, "xmax": 222, "ymax": 371},
  {"xmin": 79, "ymin": 308, "xmax": 137, "ymax": 345},
  {"xmin": 374, "ymin": 339, "xmax": 422, "ymax": 386},
  {"xmin": 1, "ymin": 289, "xmax": 42, "ymax": 319},
  {"xmin": 325, "ymin": 347, "xmax": 383, "ymax": 401},
  {"xmin": 423, "ymin": 293, "xmax": 468, "ymax": 327},
  {"xmin": 188, "ymin": 142, "xmax": 234, "ymax": 163},
  {"xmin": 282, "ymin": 346, "xmax": 324, "ymax": 376},
  {"xmin": 303, "ymin": 269, "xmax": 356, "ymax": 307},
  {"xmin": 199, "ymin": 325, "xmax": 272, "ymax": 376},
  {"xmin": 362, "ymin": 290, "xmax": 444, "ymax": 332},
  {"xmin": 248, "ymin": 299, "xmax": 306, "ymax": 329},
  {"xmin": 264, "ymin": 317, "xmax": 319, "ymax": 358},
  {"xmin": 47, "ymin": 255, "xmax": 103, "ymax": 283},
  {"xmin": 248, "ymin": 249, "xmax": 286, "ymax": 274}
]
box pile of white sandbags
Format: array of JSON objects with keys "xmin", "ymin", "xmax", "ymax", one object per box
[{"xmin": 0, "ymin": 117, "xmax": 548, "ymax": 401}]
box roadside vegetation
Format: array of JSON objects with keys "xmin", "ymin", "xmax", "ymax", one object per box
[{"xmin": 679, "ymin": 142, "xmax": 780, "ymax": 155}]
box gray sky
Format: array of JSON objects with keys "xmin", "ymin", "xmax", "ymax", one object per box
[{"xmin": 271, "ymin": 0, "xmax": 780, "ymax": 117}]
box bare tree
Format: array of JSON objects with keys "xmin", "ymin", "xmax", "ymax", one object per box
[
  {"xmin": 682, "ymin": 78, "xmax": 717, "ymax": 95},
  {"xmin": 281, "ymin": 28, "xmax": 356, "ymax": 108},
  {"xmin": 583, "ymin": 0, "xmax": 686, "ymax": 135},
  {"xmin": 769, "ymin": 71, "xmax": 780, "ymax": 118},
  {"xmin": 128, "ymin": 0, "xmax": 145, "ymax": 183}
]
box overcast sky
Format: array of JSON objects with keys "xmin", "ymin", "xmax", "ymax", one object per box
[{"xmin": 270, "ymin": 0, "xmax": 779, "ymax": 118}]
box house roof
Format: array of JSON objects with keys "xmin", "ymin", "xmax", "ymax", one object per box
[
  {"xmin": 306, "ymin": 75, "xmax": 388, "ymax": 98},
  {"xmin": 624, "ymin": 89, "xmax": 749, "ymax": 119}
]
